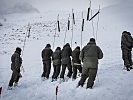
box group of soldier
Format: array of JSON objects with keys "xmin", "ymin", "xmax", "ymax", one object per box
[
  {"xmin": 8, "ymin": 31, "xmax": 133, "ymax": 90},
  {"xmin": 41, "ymin": 43, "xmax": 82, "ymax": 82},
  {"xmin": 41, "ymin": 37, "xmax": 103, "ymax": 89}
]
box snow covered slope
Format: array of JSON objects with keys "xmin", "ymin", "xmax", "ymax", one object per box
[
  {"xmin": 0, "ymin": 1, "xmax": 39, "ymax": 15},
  {"xmin": 0, "ymin": 1, "xmax": 133, "ymax": 100}
]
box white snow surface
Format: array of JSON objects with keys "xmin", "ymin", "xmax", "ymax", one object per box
[{"xmin": 0, "ymin": 1, "xmax": 133, "ymax": 100}]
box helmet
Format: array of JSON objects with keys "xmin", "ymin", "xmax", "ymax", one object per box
[
  {"xmin": 90, "ymin": 38, "xmax": 95, "ymax": 42},
  {"xmin": 76, "ymin": 46, "xmax": 80, "ymax": 50},
  {"xmin": 16, "ymin": 47, "xmax": 21, "ymax": 52},
  {"xmin": 56, "ymin": 47, "xmax": 61, "ymax": 50},
  {"xmin": 46, "ymin": 44, "xmax": 51, "ymax": 47}
]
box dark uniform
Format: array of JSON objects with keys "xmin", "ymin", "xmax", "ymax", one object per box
[
  {"xmin": 41, "ymin": 44, "xmax": 53, "ymax": 79},
  {"xmin": 52, "ymin": 47, "xmax": 62, "ymax": 81},
  {"xmin": 78, "ymin": 38, "xmax": 103, "ymax": 89},
  {"xmin": 121, "ymin": 31, "xmax": 133, "ymax": 71},
  {"xmin": 60, "ymin": 43, "xmax": 73, "ymax": 79},
  {"xmin": 72, "ymin": 46, "xmax": 82, "ymax": 79},
  {"xmin": 8, "ymin": 47, "xmax": 22, "ymax": 89}
]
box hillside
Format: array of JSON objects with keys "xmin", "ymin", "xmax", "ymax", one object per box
[{"xmin": 0, "ymin": 1, "xmax": 133, "ymax": 100}]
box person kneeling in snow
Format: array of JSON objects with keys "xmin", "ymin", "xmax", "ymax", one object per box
[
  {"xmin": 8, "ymin": 47, "xmax": 22, "ymax": 90},
  {"xmin": 77, "ymin": 38, "xmax": 103, "ymax": 89}
]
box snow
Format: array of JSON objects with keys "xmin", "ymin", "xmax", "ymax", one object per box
[
  {"xmin": 0, "ymin": 0, "xmax": 39, "ymax": 15},
  {"xmin": 1, "ymin": 0, "xmax": 133, "ymax": 100}
]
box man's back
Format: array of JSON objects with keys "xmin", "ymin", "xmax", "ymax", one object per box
[
  {"xmin": 80, "ymin": 40, "xmax": 103, "ymax": 68},
  {"xmin": 121, "ymin": 31, "xmax": 133, "ymax": 50},
  {"xmin": 42, "ymin": 47, "xmax": 53, "ymax": 61}
]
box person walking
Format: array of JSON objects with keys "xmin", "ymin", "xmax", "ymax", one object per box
[
  {"xmin": 121, "ymin": 31, "xmax": 133, "ymax": 71},
  {"xmin": 8, "ymin": 47, "xmax": 22, "ymax": 90},
  {"xmin": 77, "ymin": 38, "xmax": 103, "ymax": 89},
  {"xmin": 72, "ymin": 46, "xmax": 82, "ymax": 80},
  {"xmin": 41, "ymin": 44, "xmax": 53, "ymax": 80},
  {"xmin": 60, "ymin": 43, "xmax": 72, "ymax": 81},
  {"xmin": 51, "ymin": 47, "xmax": 62, "ymax": 82}
]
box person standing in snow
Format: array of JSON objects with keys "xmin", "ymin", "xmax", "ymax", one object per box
[
  {"xmin": 8, "ymin": 47, "xmax": 22, "ymax": 89},
  {"xmin": 51, "ymin": 47, "xmax": 62, "ymax": 82},
  {"xmin": 60, "ymin": 43, "xmax": 73, "ymax": 81},
  {"xmin": 121, "ymin": 31, "xmax": 133, "ymax": 71},
  {"xmin": 72, "ymin": 46, "xmax": 82, "ymax": 80},
  {"xmin": 77, "ymin": 38, "xmax": 103, "ymax": 89},
  {"xmin": 41, "ymin": 44, "xmax": 53, "ymax": 80}
]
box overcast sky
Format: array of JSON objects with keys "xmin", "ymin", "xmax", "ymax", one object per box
[{"xmin": 0, "ymin": 0, "xmax": 121, "ymax": 12}]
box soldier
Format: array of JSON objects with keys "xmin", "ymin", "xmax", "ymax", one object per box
[
  {"xmin": 60, "ymin": 43, "xmax": 73, "ymax": 81},
  {"xmin": 121, "ymin": 31, "xmax": 133, "ymax": 71},
  {"xmin": 51, "ymin": 47, "xmax": 62, "ymax": 82},
  {"xmin": 72, "ymin": 46, "xmax": 82, "ymax": 80},
  {"xmin": 41, "ymin": 44, "xmax": 53, "ymax": 80},
  {"xmin": 77, "ymin": 38, "xmax": 103, "ymax": 89},
  {"xmin": 8, "ymin": 47, "xmax": 22, "ymax": 90}
]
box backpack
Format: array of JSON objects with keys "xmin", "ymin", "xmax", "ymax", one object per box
[{"xmin": 52, "ymin": 50, "xmax": 61, "ymax": 60}]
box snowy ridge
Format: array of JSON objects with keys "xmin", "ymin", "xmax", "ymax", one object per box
[{"xmin": 0, "ymin": 1, "xmax": 39, "ymax": 15}]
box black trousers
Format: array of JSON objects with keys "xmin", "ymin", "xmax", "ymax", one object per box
[
  {"xmin": 52, "ymin": 64, "xmax": 61, "ymax": 79},
  {"xmin": 78, "ymin": 68, "xmax": 97, "ymax": 88},
  {"xmin": 60, "ymin": 63, "xmax": 72, "ymax": 79},
  {"xmin": 72, "ymin": 65, "xmax": 82, "ymax": 79},
  {"xmin": 41, "ymin": 60, "xmax": 51, "ymax": 78},
  {"xmin": 9, "ymin": 70, "xmax": 20, "ymax": 87},
  {"xmin": 122, "ymin": 49, "xmax": 132, "ymax": 67}
]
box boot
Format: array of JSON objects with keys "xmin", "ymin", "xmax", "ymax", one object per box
[
  {"xmin": 126, "ymin": 66, "xmax": 130, "ymax": 71},
  {"xmin": 8, "ymin": 86, "xmax": 13, "ymax": 90},
  {"xmin": 14, "ymin": 82, "xmax": 18, "ymax": 87},
  {"xmin": 86, "ymin": 86, "xmax": 92, "ymax": 89},
  {"xmin": 51, "ymin": 78, "xmax": 57, "ymax": 82},
  {"xmin": 130, "ymin": 66, "xmax": 133, "ymax": 69}
]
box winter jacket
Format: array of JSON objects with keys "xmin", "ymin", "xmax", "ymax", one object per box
[
  {"xmin": 11, "ymin": 50, "xmax": 22, "ymax": 72},
  {"xmin": 52, "ymin": 49, "xmax": 62, "ymax": 65},
  {"xmin": 42, "ymin": 47, "xmax": 53, "ymax": 61},
  {"xmin": 72, "ymin": 47, "xmax": 81, "ymax": 64},
  {"xmin": 121, "ymin": 32, "xmax": 133, "ymax": 51},
  {"xmin": 80, "ymin": 41, "xmax": 103, "ymax": 68},
  {"xmin": 61, "ymin": 44, "xmax": 72, "ymax": 64}
]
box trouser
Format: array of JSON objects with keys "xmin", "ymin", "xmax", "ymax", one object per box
[
  {"xmin": 122, "ymin": 49, "xmax": 132, "ymax": 67},
  {"xmin": 9, "ymin": 70, "xmax": 20, "ymax": 87},
  {"xmin": 60, "ymin": 63, "xmax": 73, "ymax": 79},
  {"xmin": 52, "ymin": 64, "xmax": 61, "ymax": 79},
  {"xmin": 41, "ymin": 60, "xmax": 51, "ymax": 78},
  {"xmin": 72, "ymin": 64, "xmax": 82, "ymax": 79},
  {"xmin": 78, "ymin": 68, "xmax": 97, "ymax": 88}
]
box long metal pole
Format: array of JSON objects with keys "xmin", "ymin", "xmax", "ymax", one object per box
[
  {"xmin": 81, "ymin": 12, "xmax": 83, "ymax": 48},
  {"xmin": 53, "ymin": 14, "xmax": 59, "ymax": 49},
  {"xmin": 71, "ymin": 9, "xmax": 74, "ymax": 48},
  {"xmin": 64, "ymin": 28, "xmax": 67, "ymax": 45}
]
